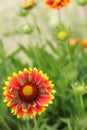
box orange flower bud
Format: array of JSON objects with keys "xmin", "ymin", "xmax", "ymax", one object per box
[
  {"xmin": 69, "ymin": 39, "xmax": 78, "ymax": 46},
  {"xmin": 82, "ymin": 39, "xmax": 87, "ymax": 47}
]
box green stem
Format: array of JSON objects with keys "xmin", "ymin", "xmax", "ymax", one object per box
[
  {"xmin": 82, "ymin": 128, "xmax": 85, "ymax": 130},
  {"xmin": 74, "ymin": 125, "xmax": 78, "ymax": 130},
  {"xmin": 32, "ymin": 44, "xmax": 41, "ymax": 68},
  {"xmin": 66, "ymin": 43, "xmax": 71, "ymax": 57},
  {"xmin": 26, "ymin": 118, "xmax": 30, "ymax": 130},
  {"xmin": 0, "ymin": 117, "xmax": 11, "ymax": 130},
  {"xmin": 75, "ymin": 93, "xmax": 84, "ymax": 116},
  {"xmin": 57, "ymin": 9, "xmax": 63, "ymax": 27},
  {"xmin": 66, "ymin": 43, "xmax": 73, "ymax": 65},
  {"xmin": 33, "ymin": 117, "xmax": 38, "ymax": 130},
  {"xmin": 79, "ymin": 94, "xmax": 84, "ymax": 114},
  {"xmin": 75, "ymin": 94, "xmax": 79, "ymax": 112},
  {"xmin": 32, "ymin": 13, "xmax": 43, "ymax": 44},
  {"xmin": 75, "ymin": 93, "xmax": 79, "ymax": 115},
  {"xmin": 67, "ymin": 119, "xmax": 72, "ymax": 130}
]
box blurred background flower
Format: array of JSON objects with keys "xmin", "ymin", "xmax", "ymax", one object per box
[
  {"xmin": 57, "ymin": 30, "xmax": 68, "ymax": 41},
  {"xmin": 69, "ymin": 38, "xmax": 78, "ymax": 46},
  {"xmin": 21, "ymin": 0, "xmax": 36, "ymax": 10},
  {"xmin": 44, "ymin": 0, "xmax": 71, "ymax": 9},
  {"xmin": 82, "ymin": 39, "xmax": 87, "ymax": 47}
]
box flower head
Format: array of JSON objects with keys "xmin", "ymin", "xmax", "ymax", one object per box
[
  {"xmin": 22, "ymin": 24, "xmax": 32, "ymax": 34},
  {"xmin": 75, "ymin": 85, "xmax": 86, "ymax": 95},
  {"xmin": 44, "ymin": 0, "xmax": 71, "ymax": 9},
  {"xmin": 21, "ymin": 0, "xmax": 35, "ymax": 9},
  {"xmin": 82, "ymin": 39, "xmax": 87, "ymax": 48},
  {"xmin": 69, "ymin": 39, "xmax": 78, "ymax": 46},
  {"xmin": 57, "ymin": 30, "xmax": 68, "ymax": 40},
  {"xmin": 3, "ymin": 68, "xmax": 55, "ymax": 118}
]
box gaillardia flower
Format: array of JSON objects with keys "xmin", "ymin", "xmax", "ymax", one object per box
[
  {"xmin": 44, "ymin": 0, "xmax": 71, "ymax": 9},
  {"xmin": 21, "ymin": 0, "xmax": 35, "ymax": 9},
  {"xmin": 3, "ymin": 68, "xmax": 55, "ymax": 118}
]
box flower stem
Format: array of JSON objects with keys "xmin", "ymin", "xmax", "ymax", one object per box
[
  {"xmin": 67, "ymin": 119, "xmax": 72, "ymax": 130},
  {"xmin": 79, "ymin": 94, "xmax": 84, "ymax": 114},
  {"xmin": 0, "ymin": 116, "xmax": 11, "ymax": 130},
  {"xmin": 75, "ymin": 93, "xmax": 84, "ymax": 116},
  {"xmin": 64, "ymin": 41, "xmax": 74, "ymax": 69},
  {"xmin": 66, "ymin": 43, "xmax": 72, "ymax": 63},
  {"xmin": 57, "ymin": 9, "xmax": 64, "ymax": 28},
  {"xmin": 33, "ymin": 117, "xmax": 38, "ymax": 130},
  {"xmin": 31, "ymin": 44, "xmax": 41, "ymax": 68}
]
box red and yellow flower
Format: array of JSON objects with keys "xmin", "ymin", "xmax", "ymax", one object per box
[
  {"xmin": 44, "ymin": 0, "xmax": 71, "ymax": 9},
  {"xmin": 21, "ymin": 0, "xmax": 35, "ymax": 9},
  {"xmin": 3, "ymin": 67, "xmax": 55, "ymax": 118}
]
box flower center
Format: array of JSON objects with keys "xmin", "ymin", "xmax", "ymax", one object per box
[
  {"xmin": 55, "ymin": 0, "xmax": 61, "ymax": 3},
  {"xmin": 23, "ymin": 85, "xmax": 33, "ymax": 96},
  {"xmin": 19, "ymin": 84, "xmax": 37, "ymax": 102}
]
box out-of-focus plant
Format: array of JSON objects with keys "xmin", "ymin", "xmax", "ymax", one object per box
[{"xmin": 77, "ymin": 0, "xmax": 87, "ymax": 6}]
